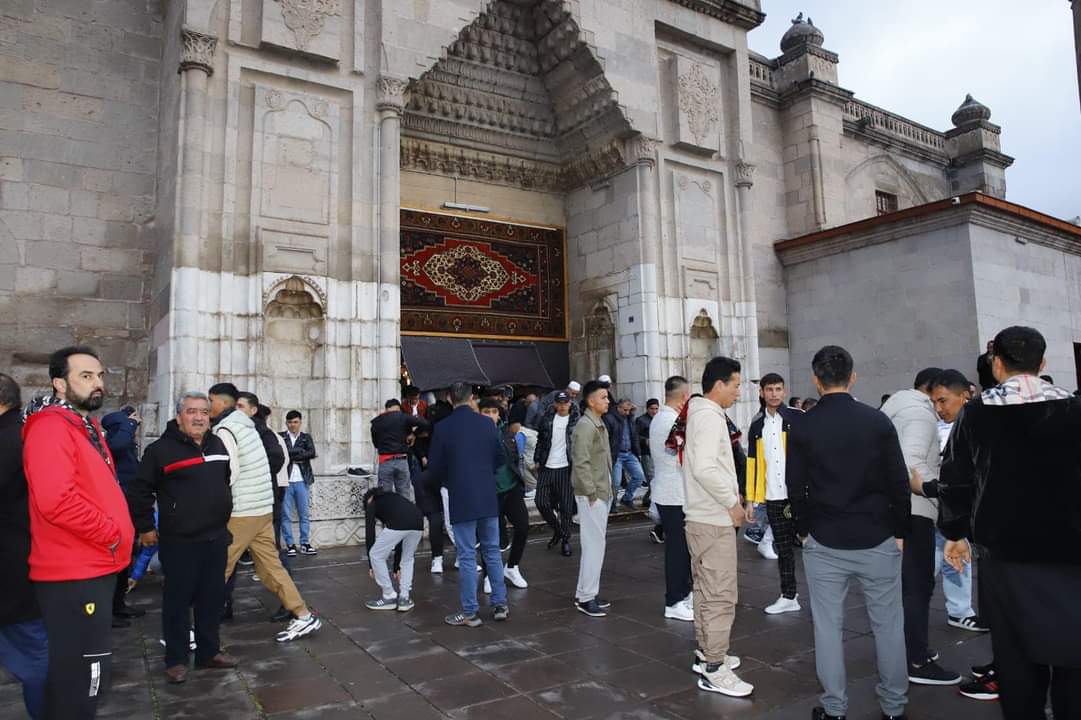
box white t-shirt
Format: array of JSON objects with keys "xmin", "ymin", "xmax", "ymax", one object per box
[
  {"xmin": 648, "ymin": 405, "xmax": 683, "ymax": 506},
  {"xmin": 762, "ymin": 410, "xmax": 787, "ymax": 500},
  {"xmin": 287, "ymin": 432, "xmax": 303, "ymax": 483},
  {"xmin": 546, "ymin": 414, "xmax": 570, "ymax": 469}
]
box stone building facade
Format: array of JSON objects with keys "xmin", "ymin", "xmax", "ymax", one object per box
[{"xmin": 1, "ymin": 0, "xmax": 1026, "ymax": 543}]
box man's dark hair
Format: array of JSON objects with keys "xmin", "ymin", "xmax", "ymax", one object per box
[
  {"xmin": 450, "ymin": 381, "xmax": 474, "ymax": 406},
  {"xmin": 811, "ymin": 345, "xmax": 854, "ymax": 389},
  {"xmin": 929, "ymin": 369, "xmax": 971, "ymax": 394},
  {"xmin": 801, "ymin": 398, "xmax": 818, "ymax": 411},
  {"xmin": 1040, "ymin": 374, "xmax": 1054, "ymax": 384},
  {"xmin": 255, "ymin": 404, "xmax": 272, "ymax": 420},
  {"xmin": 759, "ymin": 372, "xmax": 785, "ymax": 388},
  {"xmin": 286, "ymin": 409, "xmax": 302, "ymax": 421},
  {"xmin": 664, "ymin": 375, "xmax": 688, "ymax": 399},
  {"xmin": 702, "ymin": 356, "xmax": 741, "ymax": 394},
  {"xmin": 646, "ymin": 398, "xmax": 659, "ymax": 408},
  {"xmin": 404, "ymin": 385, "xmax": 420, "ymax": 398},
  {"xmin": 363, "ymin": 486, "xmax": 386, "ymax": 506},
  {"xmin": 49, "ymin": 346, "xmax": 100, "ymax": 381},
  {"xmin": 914, "ymin": 367, "xmax": 943, "ymax": 391},
  {"xmin": 0, "ymin": 373, "xmax": 21, "ymax": 411},
  {"xmin": 208, "ymin": 382, "xmax": 239, "ymax": 401},
  {"xmin": 478, "ymin": 397, "xmax": 503, "ymax": 412},
  {"xmin": 992, "ymin": 326, "xmax": 1046, "ymax": 374},
  {"xmin": 385, "ymin": 398, "xmax": 401, "ymax": 410},
  {"xmin": 788, "ymin": 397, "xmax": 802, "ymax": 408},
  {"xmin": 581, "ymin": 379, "xmax": 609, "ymax": 400},
  {"xmin": 237, "ymin": 390, "xmax": 260, "ymax": 406}
]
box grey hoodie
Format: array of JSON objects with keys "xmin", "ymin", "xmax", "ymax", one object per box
[{"xmin": 880, "ymin": 388, "xmax": 939, "ymax": 522}]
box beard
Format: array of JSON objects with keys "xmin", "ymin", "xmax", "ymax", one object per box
[{"xmin": 69, "ymin": 388, "xmax": 105, "ymax": 412}]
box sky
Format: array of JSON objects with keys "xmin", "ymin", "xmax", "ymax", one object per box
[{"xmin": 748, "ymin": 0, "xmax": 1081, "ymax": 221}]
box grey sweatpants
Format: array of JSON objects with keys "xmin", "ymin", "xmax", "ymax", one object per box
[
  {"xmin": 377, "ymin": 457, "xmax": 413, "ymax": 501},
  {"xmin": 803, "ymin": 534, "xmax": 908, "ymax": 718},
  {"xmin": 574, "ymin": 496, "xmax": 609, "ymax": 603},
  {"xmin": 369, "ymin": 528, "xmax": 422, "ymax": 600}
]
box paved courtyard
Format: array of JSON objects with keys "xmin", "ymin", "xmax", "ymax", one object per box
[{"xmin": 0, "ymin": 520, "xmax": 999, "ymax": 720}]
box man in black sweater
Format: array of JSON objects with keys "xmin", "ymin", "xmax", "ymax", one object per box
[
  {"xmin": 939, "ymin": 326, "xmax": 1081, "ymax": 720},
  {"xmin": 128, "ymin": 390, "xmax": 238, "ymax": 684},
  {"xmin": 363, "ymin": 487, "xmax": 424, "ymax": 612},
  {"xmin": 371, "ymin": 399, "xmax": 429, "ymax": 501},
  {"xmin": 0, "ymin": 374, "xmax": 47, "ymax": 719},
  {"xmin": 786, "ymin": 346, "xmax": 910, "ymax": 720}
]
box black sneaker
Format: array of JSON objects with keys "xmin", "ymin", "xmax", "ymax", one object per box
[
  {"xmin": 286, "ymin": 545, "xmax": 298, "ymax": 557},
  {"xmin": 493, "ymin": 605, "xmax": 509, "ymax": 621},
  {"xmin": 811, "ymin": 708, "xmax": 845, "ymax": 720},
  {"xmin": 238, "ymin": 552, "xmax": 255, "ymax": 567},
  {"xmin": 575, "ymin": 599, "xmax": 608, "ymax": 617},
  {"xmin": 971, "ymin": 661, "xmax": 995, "ymax": 678},
  {"xmin": 300, "ymin": 544, "xmax": 317, "ymax": 556},
  {"xmin": 650, "ymin": 527, "xmax": 665, "ymax": 544},
  {"xmin": 444, "ymin": 612, "xmax": 482, "ymax": 627},
  {"xmin": 595, "ymin": 597, "xmax": 612, "ymax": 609},
  {"xmin": 908, "ymin": 659, "xmax": 962, "ymax": 685},
  {"xmin": 959, "ymin": 672, "xmax": 999, "ymax": 700},
  {"xmin": 948, "ymin": 615, "xmax": 989, "ymax": 632}
]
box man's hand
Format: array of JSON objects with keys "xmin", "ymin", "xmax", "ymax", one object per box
[
  {"xmin": 895, "ymin": 538, "xmax": 905, "ymax": 553},
  {"xmin": 909, "ymin": 468, "xmax": 924, "ymax": 496},
  {"xmin": 126, "ymin": 578, "xmax": 138, "ymax": 593},
  {"xmin": 139, "ymin": 530, "xmax": 158, "ymax": 547},
  {"xmin": 128, "ymin": 411, "xmax": 142, "ymax": 424},
  {"xmin": 728, "ymin": 502, "xmax": 746, "ymax": 527},
  {"xmin": 744, "ymin": 503, "xmax": 755, "ymax": 523},
  {"xmin": 943, "ymin": 539, "xmax": 972, "ymax": 573}
]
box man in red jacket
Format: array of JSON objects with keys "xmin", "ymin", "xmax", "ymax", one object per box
[{"xmin": 22, "ymin": 346, "xmax": 135, "ymax": 720}]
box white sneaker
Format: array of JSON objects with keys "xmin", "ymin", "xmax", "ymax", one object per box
[
  {"xmin": 698, "ymin": 663, "xmax": 754, "ymax": 697},
  {"xmin": 683, "ymin": 593, "xmax": 694, "ymax": 610},
  {"xmin": 691, "ymin": 648, "xmax": 740, "ymax": 673},
  {"xmin": 453, "ymin": 558, "xmax": 481, "ymax": 572},
  {"xmin": 483, "ymin": 577, "xmax": 492, "ymax": 594},
  {"xmin": 431, "ymin": 556, "xmax": 444, "ymax": 574},
  {"xmin": 664, "ymin": 602, "xmax": 694, "ymax": 622},
  {"xmin": 757, "ymin": 541, "xmax": 778, "ymax": 560},
  {"xmin": 524, "ymin": 490, "xmax": 536, "ymax": 501},
  {"xmin": 275, "ymin": 614, "xmax": 321, "ymax": 642},
  {"xmin": 764, "ymin": 595, "xmax": 801, "ymax": 615},
  {"xmin": 504, "ymin": 566, "xmax": 528, "ymax": 589}
]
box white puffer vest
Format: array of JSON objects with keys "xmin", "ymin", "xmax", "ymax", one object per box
[{"xmin": 215, "ymin": 410, "xmax": 274, "ymax": 517}]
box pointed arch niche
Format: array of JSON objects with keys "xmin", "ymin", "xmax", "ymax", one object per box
[
  {"xmin": 688, "ymin": 309, "xmax": 719, "ymax": 389},
  {"xmin": 571, "ymin": 300, "xmax": 616, "ymax": 386},
  {"xmin": 261, "ymin": 275, "xmax": 326, "ymax": 435}
]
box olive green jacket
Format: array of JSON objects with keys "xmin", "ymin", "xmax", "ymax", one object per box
[{"xmin": 570, "ymin": 409, "xmax": 612, "ymax": 503}]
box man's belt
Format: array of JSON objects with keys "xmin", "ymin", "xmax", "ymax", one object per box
[{"xmin": 378, "ymin": 453, "xmax": 408, "ymax": 463}]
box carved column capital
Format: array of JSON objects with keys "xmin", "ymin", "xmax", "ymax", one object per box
[
  {"xmin": 625, "ymin": 135, "xmax": 659, "ymax": 167},
  {"xmin": 179, "ymin": 27, "xmax": 218, "ymax": 76},
  {"xmin": 376, "ymin": 76, "xmax": 409, "ymax": 114},
  {"xmin": 735, "ymin": 160, "xmax": 756, "ymax": 188}
]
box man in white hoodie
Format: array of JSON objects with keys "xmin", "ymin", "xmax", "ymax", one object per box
[
  {"xmin": 683, "ymin": 357, "xmax": 753, "ymax": 698},
  {"xmin": 880, "ymin": 369, "xmax": 962, "ymax": 687}
]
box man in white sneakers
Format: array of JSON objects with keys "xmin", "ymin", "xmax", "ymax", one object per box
[
  {"xmin": 745, "ymin": 373, "xmax": 801, "ymax": 614},
  {"xmin": 683, "ymin": 357, "xmax": 753, "ymax": 698}
]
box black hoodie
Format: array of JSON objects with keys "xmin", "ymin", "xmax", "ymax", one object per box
[{"xmin": 128, "ymin": 421, "xmax": 233, "ymax": 543}]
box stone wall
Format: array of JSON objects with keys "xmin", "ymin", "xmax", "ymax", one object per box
[{"xmin": 0, "ymin": 0, "xmax": 164, "ymax": 403}]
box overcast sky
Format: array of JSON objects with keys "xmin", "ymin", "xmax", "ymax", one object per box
[{"xmin": 748, "ymin": 1, "xmax": 1081, "ymax": 221}]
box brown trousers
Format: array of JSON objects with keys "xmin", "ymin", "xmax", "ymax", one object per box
[
  {"xmin": 224, "ymin": 514, "xmax": 308, "ymax": 616},
  {"xmin": 686, "ymin": 521, "xmax": 738, "ymax": 663}
]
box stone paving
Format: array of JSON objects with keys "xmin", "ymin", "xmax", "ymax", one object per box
[{"xmin": 0, "ymin": 520, "xmax": 1000, "ymax": 720}]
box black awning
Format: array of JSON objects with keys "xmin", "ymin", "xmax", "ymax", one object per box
[
  {"xmin": 401, "ymin": 336, "xmax": 489, "ymax": 391},
  {"xmin": 471, "ymin": 343, "xmax": 555, "ymax": 389}
]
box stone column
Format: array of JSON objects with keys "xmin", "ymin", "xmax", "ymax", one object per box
[
  {"xmin": 735, "ymin": 159, "xmax": 760, "ymax": 426},
  {"xmin": 177, "ymin": 28, "xmax": 216, "ymax": 270},
  {"xmin": 807, "ymin": 125, "xmax": 826, "ymax": 229},
  {"xmin": 375, "ymin": 76, "xmax": 407, "ymax": 402},
  {"xmin": 626, "ymin": 136, "xmax": 662, "ymax": 401}
]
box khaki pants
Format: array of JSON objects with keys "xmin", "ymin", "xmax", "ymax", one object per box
[
  {"xmin": 686, "ymin": 521, "xmax": 738, "ymax": 664},
  {"xmin": 224, "ymin": 514, "xmax": 308, "ymax": 616}
]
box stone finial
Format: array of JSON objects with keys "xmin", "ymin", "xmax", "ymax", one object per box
[
  {"xmin": 179, "ymin": 28, "xmax": 217, "ymax": 76},
  {"xmin": 780, "ymin": 12, "xmax": 824, "ymax": 52},
  {"xmin": 951, "ymin": 94, "xmax": 992, "ymax": 128}
]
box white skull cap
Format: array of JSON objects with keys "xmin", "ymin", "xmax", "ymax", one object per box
[
  {"xmin": 567, "ymin": 381, "xmax": 582, "ymax": 392},
  {"xmin": 598, "ymin": 375, "xmax": 612, "ymax": 384}
]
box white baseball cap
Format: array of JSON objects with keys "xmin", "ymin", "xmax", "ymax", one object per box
[
  {"xmin": 598, "ymin": 374, "xmax": 612, "ymax": 384},
  {"xmin": 567, "ymin": 381, "xmax": 582, "ymax": 392}
]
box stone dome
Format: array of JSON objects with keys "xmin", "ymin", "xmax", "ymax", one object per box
[
  {"xmin": 780, "ymin": 13, "xmax": 824, "ymax": 53},
  {"xmin": 951, "ymin": 94, "xmax": 992, "ymax": 127}
]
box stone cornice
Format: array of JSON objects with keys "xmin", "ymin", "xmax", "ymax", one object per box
[
  {"xmin": 775, "ymin": 193, "xmax": 1081, "ymax": 265},
  {"xmin": 944, "ymin": 119, "xmax": 1002, "ymax": 139},
  {"xmin": 666, "ymin": 0, "xmax": 766, "ymax": 30},
  {"xmin": 775, "ymin": 43, "xmax": 839, "ymax": 69},
  {"xmin": 949, "ymin": 147, "xmax": 1015, "ymax": 170},
  {"xmin": 842, "ymin": 120, "xmax": 950, "ymax": 167},
  {"xmin": 778, "ymin": 78, "xmax": 853, "ymax": 110}
]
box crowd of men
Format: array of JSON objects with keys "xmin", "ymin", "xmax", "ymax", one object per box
[{"xmin": 0, "ymin": 324, "xmax": 1077, "ymax": 720}]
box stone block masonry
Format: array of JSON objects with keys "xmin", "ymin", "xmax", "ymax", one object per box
[{"xmin": 0, "ymin": 0, "xmax": 163, "ymax": 405}]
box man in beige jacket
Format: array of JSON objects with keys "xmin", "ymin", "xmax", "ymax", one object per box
[
  {"xmin": 571, "ymin": 380, "xmax": 613, "ymax": 618},
  {"xmin": 683, "ymin": 357, "xmax": 753, "ymax": 698}
]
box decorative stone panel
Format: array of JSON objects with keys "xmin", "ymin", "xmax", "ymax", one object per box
[
  {"xmin": 674, "ymin": 56, "xmax": 722, "ymax": 153},
  {"xmin": 261, "ymin": 0, "xmax": 342, "ymax": 61}
]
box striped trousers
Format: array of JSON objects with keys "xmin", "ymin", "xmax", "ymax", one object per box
[{"xmin": 535, "ymin": 466, "xmax": 574, "ymax": 541}]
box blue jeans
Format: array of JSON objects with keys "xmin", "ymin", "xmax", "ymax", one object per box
[
  {"xmin": 281, "ymin": 482, "xmax": 311, "ymax": 546},
  {"xmin": 611, "ymin": 451, "xmax": 645, "ymax": 505},
  {"xmin": 0, "ymin": 618, "xmax": 48, "ymax": 720},
  {"xmin": 934, "ymin": 528, "xmax": 974, "ymax": 618},
  {"xmin": 745, "ymin": 502, "xmax": 769, "ymax": 540},
  {"xmin": 451, "ymin": 517, "xmax": 506, "ymax": 615}
]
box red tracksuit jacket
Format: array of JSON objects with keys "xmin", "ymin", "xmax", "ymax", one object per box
[{"xmin": 22, "ymin": 405, "xmax": 135, "ymax": 582}]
